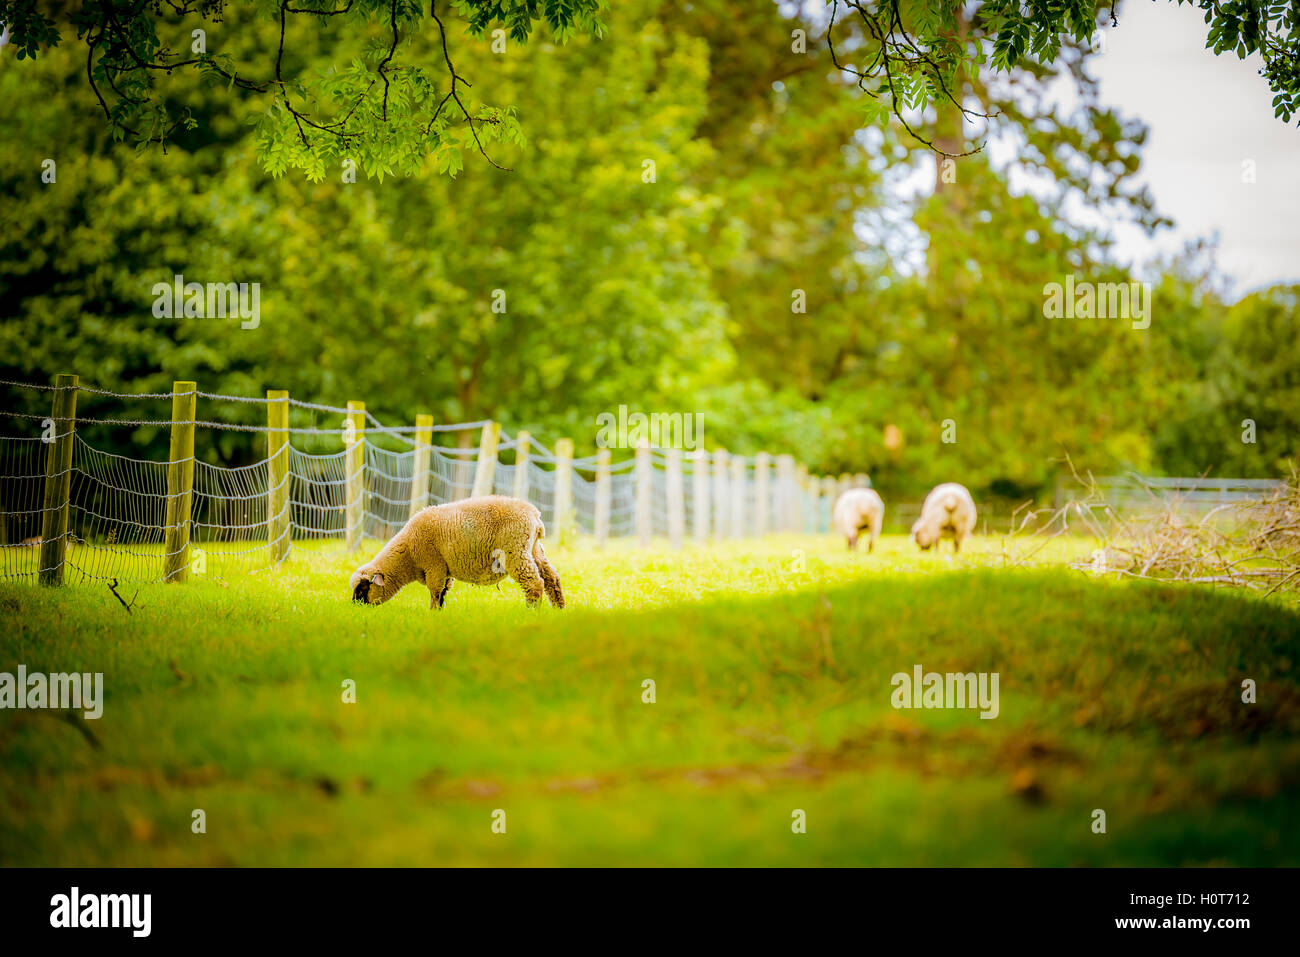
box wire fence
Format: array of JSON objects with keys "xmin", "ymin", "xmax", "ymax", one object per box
[
  {"xmin": 0, "ymin": 377, "xmax": 846, "ymax": 585},
  {"xmin": 4, "ymin": 377, "xmax": 1288, "ymax": 587}
]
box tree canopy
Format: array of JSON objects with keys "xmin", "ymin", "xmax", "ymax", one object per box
[
  {"xmin": 0, "ymin": 0, "xmax": 606, "ymax": 178},
  {"xmin": 1, "ymin": 0, "xmax": 1297, "ymax": 178}
]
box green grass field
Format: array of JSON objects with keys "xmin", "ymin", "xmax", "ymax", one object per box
[{"xmin": 2, "ymin": 533, "xmax": 1298, "ymax": 866}]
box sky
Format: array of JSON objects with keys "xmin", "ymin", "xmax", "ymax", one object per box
[{"xmin": 1090, "ymin": 0, "xmax": 1300, "ymax": 300}]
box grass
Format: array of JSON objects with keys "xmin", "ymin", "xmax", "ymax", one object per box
[{"xmin": 1, "ymin": 532, "xmax": 1298, "ymax": 866}]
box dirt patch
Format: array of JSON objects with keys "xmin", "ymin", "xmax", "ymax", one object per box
[{"xmin": 1092, "ymin": 680, "xmax": 1300, "ymax": 740}]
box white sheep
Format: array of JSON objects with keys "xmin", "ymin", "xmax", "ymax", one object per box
[
  {"xmin": 832, "ymin": 488, "xmax": 885, "ymax": 552},
  {"xmin": 911, "ymin": 483, "xmax": 977, "ymax": 553},
  {"xmin": 350, "ymin": 495, "xmax": 564, "ymax": 609}
]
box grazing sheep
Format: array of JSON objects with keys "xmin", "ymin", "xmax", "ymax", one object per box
[
  {"xmin": 350, "ymin": 495, "xmax": 564, "ymax": 610},
  {"xmin": 832, "ymin": 488, "xmax": 885, "ymax": 552},
  {"xmin": 911, "ymin": 483, "xmax": 977, "ymax": 553}
]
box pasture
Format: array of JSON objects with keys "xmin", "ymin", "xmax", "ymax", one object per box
[{"xmin": 2, "ymin": 533, "xmax": 1297, "ymax": 866}]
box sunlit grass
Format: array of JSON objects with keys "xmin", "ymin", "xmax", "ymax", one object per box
[{"xmin": 1, "ymin": 533, "xmax": 1297, "ymax": 866}]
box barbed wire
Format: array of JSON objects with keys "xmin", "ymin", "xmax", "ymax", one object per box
[{"xmin": 0, "ymin": 377, "xmax": 179, "ymax": 399}]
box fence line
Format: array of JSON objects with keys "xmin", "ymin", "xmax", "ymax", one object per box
[
  {"xmin": 1, "ymin": 376, "xmax": 851, "ymax": 585},
  {"xmin": 1053, "ymin": 472, "xmax": 1288, "ymax": 527}
]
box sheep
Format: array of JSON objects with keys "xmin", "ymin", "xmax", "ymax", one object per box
[
  {"xmin": 832, "ymin": 488, "xmax": 885, "ymax": 552},
  {"xmin": 349, "ymin": 495, "xmax": 564, "ymax": 610},
  {"xmin": 911, "ymin": 482, "xmax": 977, "ymax": 553}
]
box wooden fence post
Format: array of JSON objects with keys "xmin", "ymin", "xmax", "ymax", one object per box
[
  {"xmin": 345, "ymin": 401, "xmax": 365, "ymax": 551},
  {"xmin": 409, "ymin": 414, "xmax": 434, "ymax": 520},
  {"xmin": 822, "ymin": 476, "xmax": 838, "ymax": 533},
  {"xmin": 666, "ymin": 448, "xmax": 684, "ymax": 549},
  {"xmin": 786, "ymin": 457, "xmax": 802, "ymax": 532},
  {"xmin": 854, "ymin": 472, "xmax": 870, "ymax": 489},
  {"xmin": 267, "ymin": 390, "xmax": 291, "ymax": 564},
  {"xmin": 512, "ymin": 430, "xmax": 532, "ymax": 502},
  {"xmin": 471, "ymin": 420, "xmax": 501, "ymax": 498},
  {"xmin": 38, "ymin": 373, "xmax": 78, "ymax": 586},
  {"xmin": 797, "ymin": 464, "xmax": 813, "ymax": 533},
  {"xmin": 753, "ymin": 452, "xmax": 770, "ymax": 537},
  {"xmin": 730, "ymin": 455, "xmax": 746, "ymax": 538},
  {"xmin": 772, "ymin": 455, "xmax": 785, "ymax": 532},
  {"xmin": 713, "ymin": 449, "xmax": 730, "ymax": 539},
  {"xmin": 594, "ymin": 447, "xmax": 611, "ymax": 547},
  {"xmin": 553, "ymin": 438, "xmax": 573, "ymax": 547},
  {"xmin": 809, "ymin": 471, "xmax": 825, "ymax": 533},
  {"xmin": 791, "ymin": 464, "xmax": 803, "ymax": 533},
  {"xmin": 163, "ymin": 380, "xmax": 197, "ymax": 582},
  {"xmin": 692, "ymin": 449, "xmax": 709, "ymax": 543},
  {"xmin": 775, "ymin": 454, "xmax": 795, "ymax": 532},
  {"xmin": 635, "ymin": 442, "xmax": 652, "ymax": 547},
  {"xmin": 452, "ymin": 431, "xmax": 474, "ymax": 500}
]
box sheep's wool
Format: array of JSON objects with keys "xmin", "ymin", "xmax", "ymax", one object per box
[
  {"xmin": 911, "ymin": 483, "xmax": 977, "ymax": 553},
  {"xmin": 832, "ymin": 488, "xmax": 885, "ymax": 552}
]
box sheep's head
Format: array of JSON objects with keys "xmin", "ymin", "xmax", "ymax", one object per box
[
  {"xmin": 350, "ymin": 568, "xmax": 385, "ymax": 604},
  {"xmin": 911, "ymin": 518, "xmax": 937, "ymax": 551}
]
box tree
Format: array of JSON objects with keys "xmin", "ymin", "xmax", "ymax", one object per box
[
  {"xmin": 4, "ymin": 0, "xmax": 1296, "ymax": 178},
  {"xmin": 0, "ymin": 0, "xmax": 605, "ymax": 179},
  {"xmin": 1155, "ymin": 284, "xmax": 1300, "ymax": 476},
  {"xmin": 661, "ymin": 1, "xmax": 1182, "ymax": 494},
  {"xmin": 0, "ymin": 0, "xmax": 728, "ymax": 463},
  {"xmin": 226, "ymin": 6, "xmax": 730, "ymax": 441}
]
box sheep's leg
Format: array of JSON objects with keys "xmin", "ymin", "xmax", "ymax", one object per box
[
  {"xmin": 855, "ymin": 523, "xmax": 874, "ymax": 553},
  {"xmin": 424, "ymin": 559, "xmax": 452, "ymax": 610},
  {"xmin": 507, "ymin": 552, "xmax": 546, "ymax": 607},
  {"xmin": 847, "ymin": 532, "xmax": 857, "ymax": 551},
  {"xmin": 428, "ymin": 577, "xmax": 452, "ymax": 609},
  {"xmin": 534, "ymin": 540, "xmax": 565, "ymax": 609}
]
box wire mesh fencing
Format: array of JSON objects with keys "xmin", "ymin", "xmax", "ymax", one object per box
[{"xmin": 1, "ymin": 377, "xmax": 839, "ymax": 586}]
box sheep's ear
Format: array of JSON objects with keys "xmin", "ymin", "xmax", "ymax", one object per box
[{"xmin": 371, "ymin": 572, "xmax": 385, "ymax": 588}]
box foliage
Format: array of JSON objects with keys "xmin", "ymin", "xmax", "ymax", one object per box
[
  {"xmin": 0, "ymin": 0, "xmax": 1296, "ymax": 497},
  {"xmin": 1156, "ymin": 284, "xmax": 1300, "ymax": 477},
  {"xmin": 1, "ymin": 2, "xmax": 726, "ymax": 460},
  {"xmin": 0, "ymin": 0, "xmax": 604, "ymax": 178},
  {"xmin": 2, "ymin": 0, "xmax": 1297, "ymax": 178}
]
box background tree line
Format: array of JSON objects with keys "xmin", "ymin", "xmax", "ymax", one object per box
[{"xmin": 1, "ymin": 0, "xmax": 1296, "ymax": 500}]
